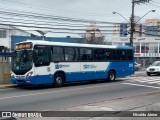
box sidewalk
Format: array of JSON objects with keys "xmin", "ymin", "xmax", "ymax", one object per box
[{"xmin": 0, "ymin": 84, "xmax": 14, "ymax": 89}]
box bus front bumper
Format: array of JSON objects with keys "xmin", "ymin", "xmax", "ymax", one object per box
[{"xmin": 11, "ymin": 77, "xmax": 35, "ymax": 85}]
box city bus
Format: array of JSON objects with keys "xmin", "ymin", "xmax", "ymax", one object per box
[{"xmin": 11, "ymin": 40, "xmax": 134, "ymax": 87}]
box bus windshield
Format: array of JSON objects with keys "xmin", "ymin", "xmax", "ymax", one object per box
[{"xmin": 12, "ymin": 50, "xmax": 33, "ymax": 71}]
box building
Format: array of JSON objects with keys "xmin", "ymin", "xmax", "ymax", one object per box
[
  {"xmin": 112, "ymin": 23, "xmax": 142, "ymax": 39},
  {"xmin": 0, "ymin": 24, "xmax": 31, "ymax": 52},
  {"xmin": 0, "ymin": 25, "xmax": 31, "ymax": 84},
  {"xmin": 112, "ymin": 24, "xmax": 121, "ymax": 39},
  {"xmin": 144, "ymin": 19, "xmax": 160, "ymax": 36}
]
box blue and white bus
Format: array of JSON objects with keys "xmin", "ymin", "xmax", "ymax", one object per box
[{"xmin": 11, "ymin": 40, "xmax": 134, "ymax": 87}]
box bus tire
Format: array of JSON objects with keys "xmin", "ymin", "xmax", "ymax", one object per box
[
  {"xmin": 147, "ymin": 72, "xmax": 151, "ymax": 76},
  {"xmin": 107, "ymin": 70, "xmax": 116, "ymax": 82},
  {"xmin": 54, "ymin": 74, "xmax": 64, "ymax": 87}
]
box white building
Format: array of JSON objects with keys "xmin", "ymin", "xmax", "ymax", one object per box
[{"xmin": 0, "ymin": 24, "xmax": 31, "ymax": 52}]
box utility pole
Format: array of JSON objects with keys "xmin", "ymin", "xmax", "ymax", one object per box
[
  {"xmin": 130, "ymin": 0, "xmax": 135, "ymax": 47},
  {"xmin": 130, "ymin": 0, "xmax": 152, "ymax": 47}
]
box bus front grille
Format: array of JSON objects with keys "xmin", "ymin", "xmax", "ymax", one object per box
[{"xmin": 17, "ymin": 80, "xmax": 24, "ymax": 83}]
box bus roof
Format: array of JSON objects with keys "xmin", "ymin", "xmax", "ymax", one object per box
[{"xmin": 16, "ymin": 40, "xmax": 133, "ymax": 49}]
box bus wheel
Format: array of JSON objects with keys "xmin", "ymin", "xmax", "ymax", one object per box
[
  {"xmin": 108, "ymin": 70, "xmax": 116, "ymax": 82},
  {"xmin": 147, "ymin": 72, "xmax": 151, "ymax": 76},
  {"xmin": 54, "ymin": 74, "xmax": 64, "ymax": 87}
]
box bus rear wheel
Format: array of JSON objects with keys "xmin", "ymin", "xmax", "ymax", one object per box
[
  {"xmin": 54, "ymin": 74, "xmax": 64, "ymax": 87},
  {"xmin": 107, "ymin": 70, "xmax": 116, "ymax": 82}
]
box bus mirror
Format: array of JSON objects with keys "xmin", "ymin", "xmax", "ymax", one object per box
[{"xmin": 12, "ymin": 51, "xmax": 16, "ymax": 57}]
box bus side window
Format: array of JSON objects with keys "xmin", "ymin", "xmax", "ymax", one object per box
[
  {"xmin": 105, "ymin": 49, "xmax": 116, "ymax": 61},
  {"xmin": 80, "ymin": 48, "xmax": 93, "ymax": 61},
  {"xmin": 104, "ymin": 50, "xmax": 110, "ymax": 61},
  {"xmin": 34, "ymin": 48, "xmax": 50, "ymax": 67},
  {"xmin": 126, "ymin": 50, "xmax": 133, "ymax": 60},
  {"xmin": 117, "ymin": 50, "xmax": 126, "ymax": 60},
  {"xmin": 51, "ymin": 46, "xmax": 64, "ymax": 62}
]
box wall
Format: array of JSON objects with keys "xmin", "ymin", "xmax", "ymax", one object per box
[{"xmin": 0, "ymin": 57, "xmax": 11, "ymax": 84}]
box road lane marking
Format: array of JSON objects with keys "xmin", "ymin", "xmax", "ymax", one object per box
[
  {"xmin": 129, "ymin": 79, "xmax": 157, "ymax": 82},
  {"xmin": 148, "ymin": 81, "xmax": 160, "ymax": 84},
  {"xmin": 129, "ymin": 79, "xmax": 160, "ymax": 83},
  {"xmin": 127, "ymin": 76, "xmax": 160, "ymax": 84},
  {"xmin": 122, "ymin": 83, "xmax": 160, "ymax": 89},
  {"xmin": 0, "ymin": 82, "xmax": 121, "ymax": 100}
]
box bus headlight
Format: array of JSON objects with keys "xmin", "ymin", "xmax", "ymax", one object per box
[
  {"xmin": 26, "ymin": 72, "xmax": 33, "ymax": 78},
  {"xmin": 11, "ymin": 72, "xmax": 15, "ymax": 78}
]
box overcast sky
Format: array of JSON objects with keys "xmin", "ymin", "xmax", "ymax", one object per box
[
  {"xmin": 1, "ymin": 0, "xmax": 160, "ymax": 22},
  {"xmin": 0, "ymin": 0, "xmax": 160, "ymax": 37}
]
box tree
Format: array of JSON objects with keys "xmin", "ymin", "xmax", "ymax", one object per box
[{"xmin": 83, "ymin": 21, "xmax": 105, "ymax": 44}]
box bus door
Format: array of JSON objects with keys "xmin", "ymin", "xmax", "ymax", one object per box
[{"xmin": 33, "ymin": 46, "xmax": 52, "ymax": 84}]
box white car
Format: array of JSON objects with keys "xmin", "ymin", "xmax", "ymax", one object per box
[{"xmin": 146, "ymin": 61, "xmax": 160, "ymax": 76}]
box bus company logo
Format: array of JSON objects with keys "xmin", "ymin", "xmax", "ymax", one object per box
[
  {"xmin": 129, "ymin": 63, "xmax": 133, "ymax": 67},
  {"xmin": 83, "ymin": 64, "xmax": 97, "ymax": 69},
  {"xmin": 55, "ymin": 65, "xmax": 70, "ymax": 69}
]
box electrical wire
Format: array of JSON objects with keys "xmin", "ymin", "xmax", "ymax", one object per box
[
  {"xmin": 0, "ymin": 0, "xmax": 115, "ymax": 17},
  {"xmin": 0, "ymin": 9, "xmax": 120, "ymax": 25},
  {"xmin": 0, "ymin": 16, "xmax": 117, "ymax": 28}
]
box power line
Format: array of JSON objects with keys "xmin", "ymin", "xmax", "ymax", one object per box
[
  {"xmin": 0, "ymin": 28, "xmax": 119, "ymax": 35},
  {"xmin": 0, "ymin": 16, "xmax": 117, "ymax": 28},
  {"xmin": 0, "ymin": 9, "xmax": 121, "ymax": 24},
  {"xmin": 0, "ymin": 23, "xmax": 118, "ymax": 32},
  {"xmin": 147, "ymin": 1, "xmax": 160, "ymax": 8},
  {"xmin": 0, "ymin": 0, "xmax": 114, "ymax": 17},
  {"xmin": 136, "ymin": 30, "xmax": 160, "ymax": 37},
  {"xmin": 0, "ymin": 9, "xmax": 124, "ymax": 34},
  {"xmin": 152, "ymin": 0, "xmax": 160, "ymax": 5}
]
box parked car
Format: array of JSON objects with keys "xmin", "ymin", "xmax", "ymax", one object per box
[
  {"xmin": 134, "ymin": 62, "xmax": 142, "ymax": 71},
  {"xmin": 146, "ymin": 61, "xmax": 160, "ymax": 76}
]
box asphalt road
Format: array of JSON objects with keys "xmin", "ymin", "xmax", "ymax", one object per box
[{"xmin": 0, "ymin": 70, "xmax": 160, "ymax": 111}]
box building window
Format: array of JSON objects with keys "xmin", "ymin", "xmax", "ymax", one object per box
[
  {"xmin": 134, "ymin": 43, "xmax": 140, "ymax": 53},
  {"xmin": 149, "ymin": 43, "xmax": 158, "ymax": 53},
  {"xmin": 0, "ymin": 30, "xmax": 7, "ymax": 38},
  {"xmin": 141, "ymin": 43, "xmax": 149, "ymax": 53}
]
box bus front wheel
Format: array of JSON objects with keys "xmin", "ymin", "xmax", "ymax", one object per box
[
  {"xmin": 107, "ymin": 70, "xmax": 116, "ymax": 82},
  {"xmin": 54, "ymin": 74, "xmax": 64, "ymax": 87}
]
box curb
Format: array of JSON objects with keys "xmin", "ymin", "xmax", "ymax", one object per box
[{"xmin": 0, "ymin": 84, "xmax": 14, "ymax": 89}]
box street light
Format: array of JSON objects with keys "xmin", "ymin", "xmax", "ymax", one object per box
[
  {"xmin": 112, "ymin": 10, "xmax": 156, "ymax": 47},
  {"xmin": 112, "ymin": 12, "xmax": 129, "ymax": 23},
  {"xmin": 135, "ymin": 10, "xmax": 155, "ymax": 23},
  {"xmin": 36, "ymin": 30, "xmax": 48, "ymax": 40}
]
